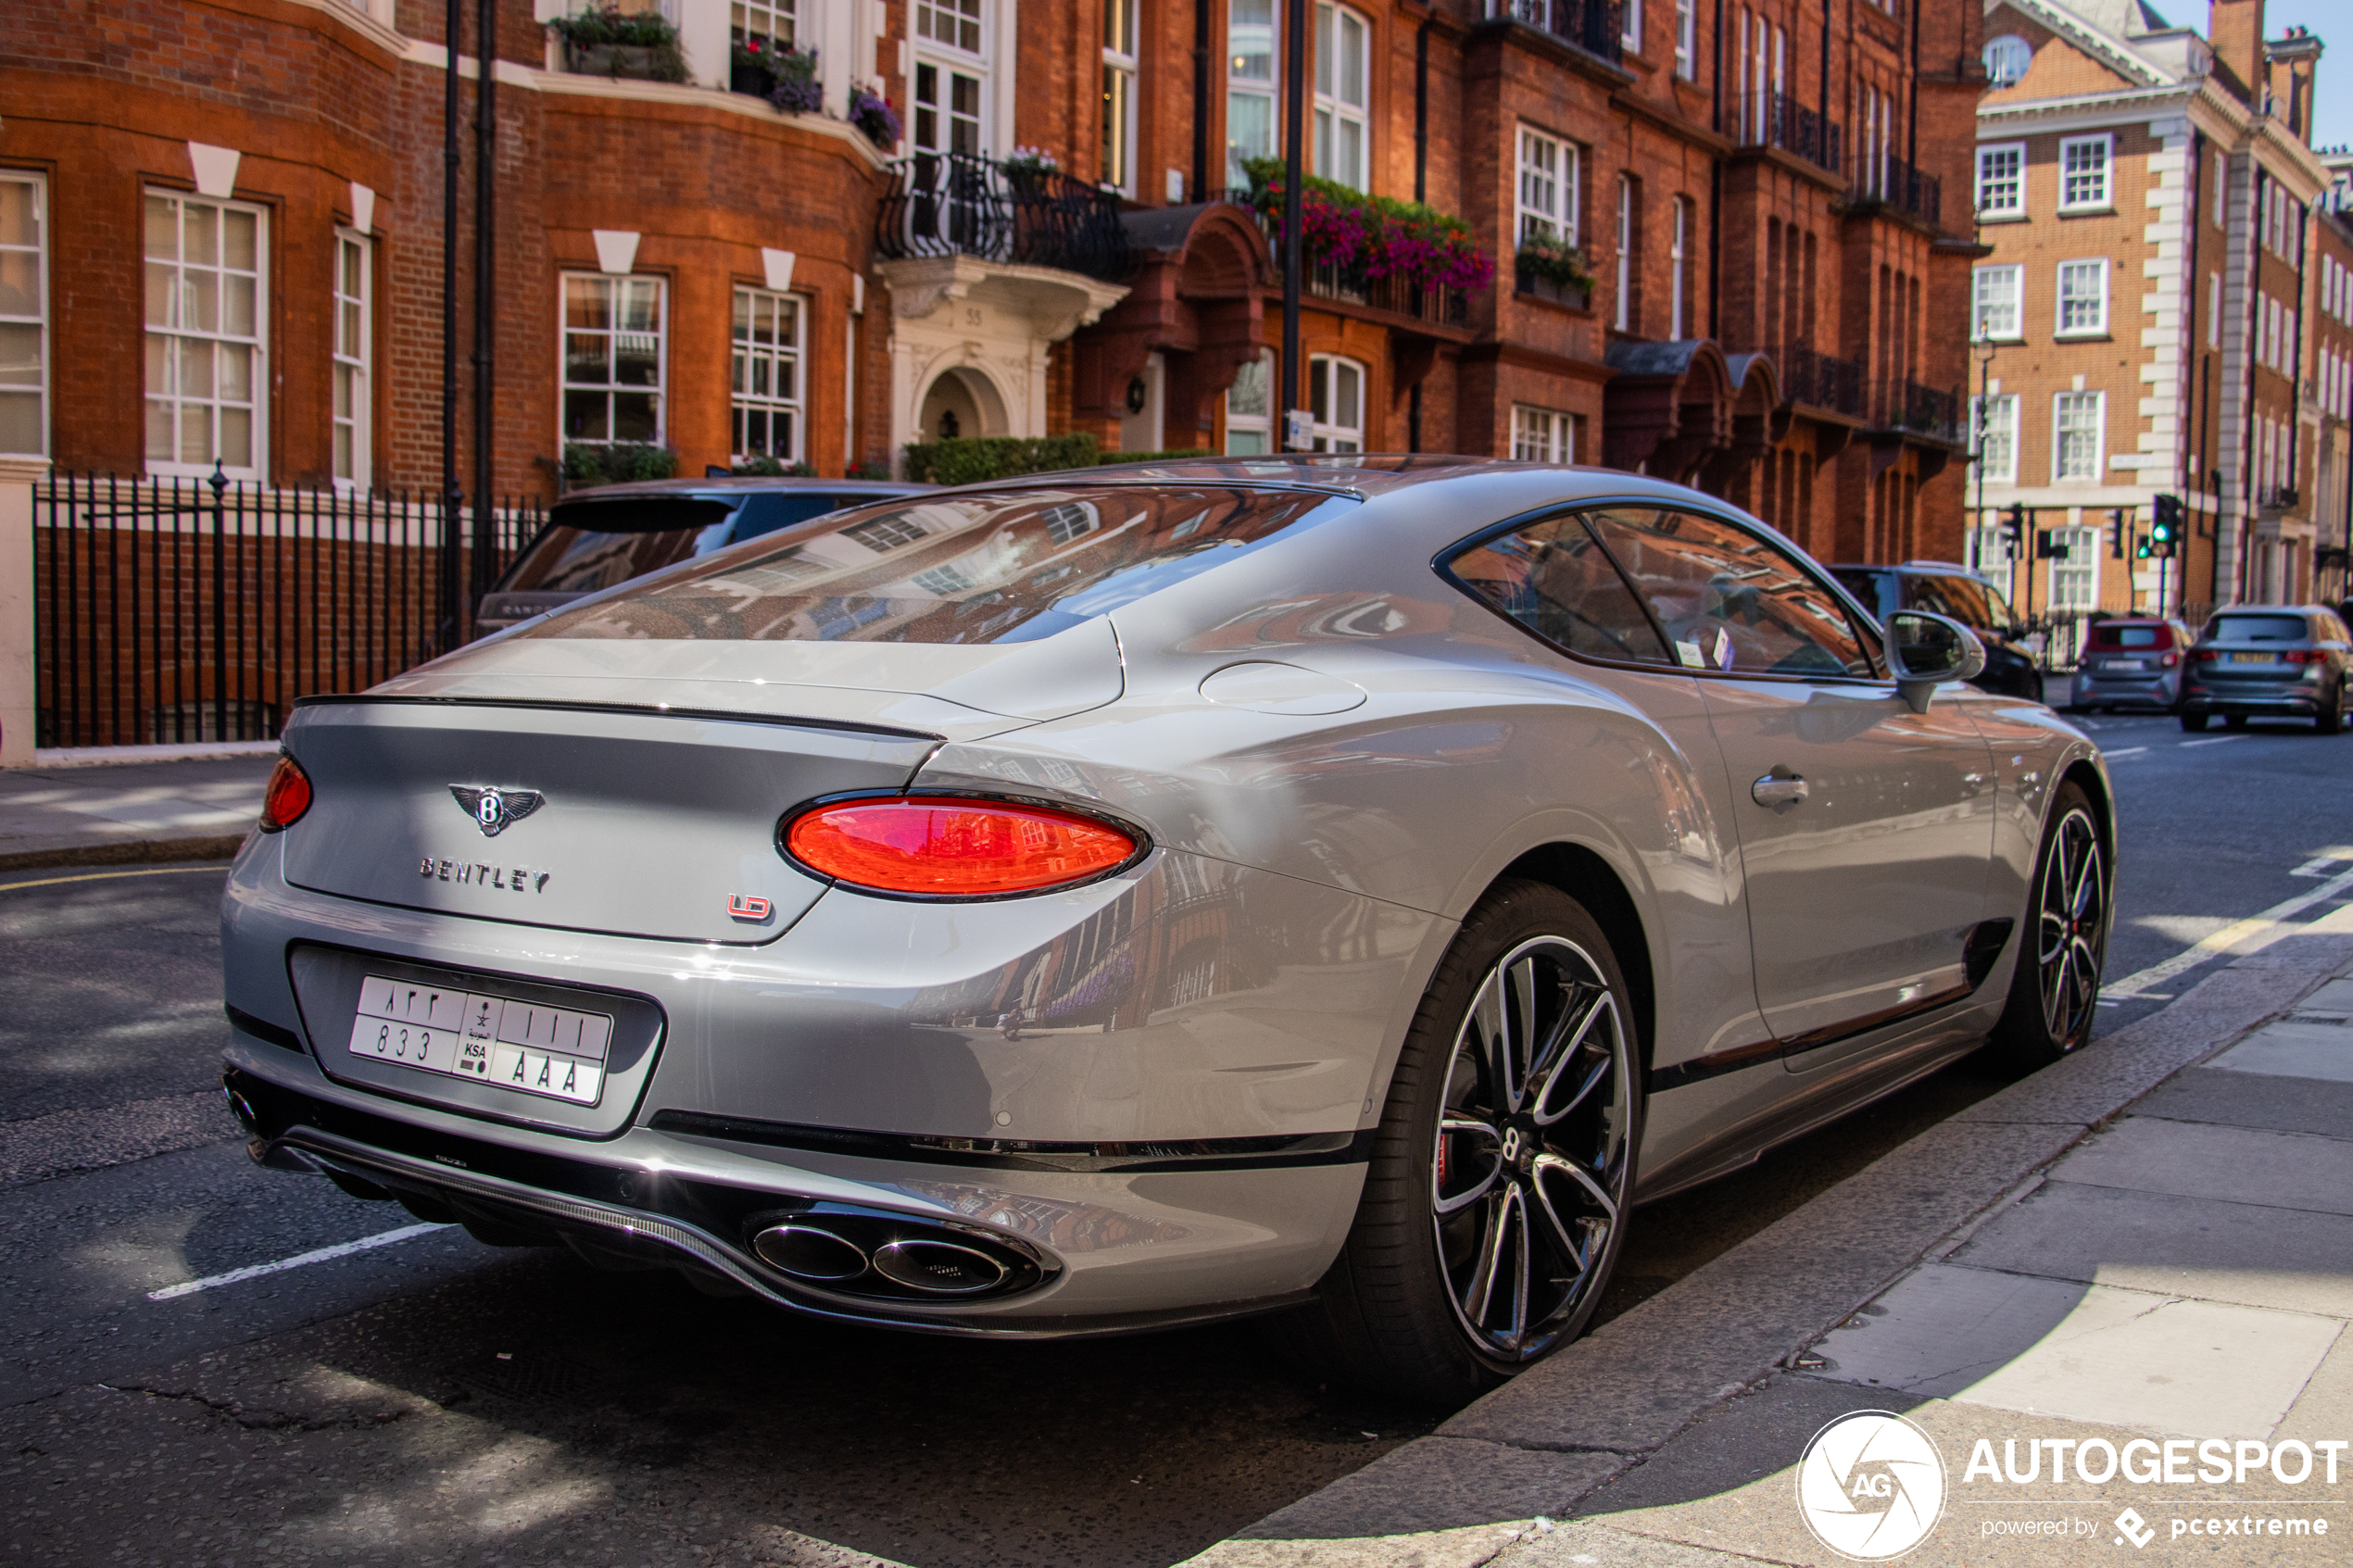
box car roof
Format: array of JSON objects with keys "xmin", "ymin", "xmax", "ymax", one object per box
[
  {"xmin": 919, "ymin": 454, "xmax": 1687, "ymax": 501},
  {"xmin": 556, "ymin": 477, "xmax": 932, "ymax": 501}
]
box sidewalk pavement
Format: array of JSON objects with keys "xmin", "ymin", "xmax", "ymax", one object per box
[
  {"xmin": 1186, "ymin": 914, "xmax": 2353, "ymax": 1568},
  {"xmin": 0, "ymin": 745, "xmax": 276, "ymax": 871}
]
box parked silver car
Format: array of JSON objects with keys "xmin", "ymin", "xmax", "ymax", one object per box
[
  {"xmin": 221, "ymin": 458, "xmax": 2112, "ymax": 1401},
  {"xmin": 2070, "ymin": 617, "xmax": 2194, "ymax": 714},
  {"xmin": 2181, "ymin": 605, "xmax": 2353, "ymax": 733}
]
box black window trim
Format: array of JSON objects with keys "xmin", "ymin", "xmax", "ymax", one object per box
[{"xmin": 1435, "ymin": 497, "xmax": 1890, "ymax": 684}]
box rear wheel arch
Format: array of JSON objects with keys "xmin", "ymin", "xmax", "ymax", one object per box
[
  {"xmin": 1491, "ymin": 844, "xmax": 1656, "ymax": 1082},
  {"xmin": 2057, "ymin": 759, "xmax": 2116, "ymax": 872}
]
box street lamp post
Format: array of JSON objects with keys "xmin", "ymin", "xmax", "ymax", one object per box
[{"xmin": 1973, "ymin": 326, "xmax": 1998, "ymax": 590}]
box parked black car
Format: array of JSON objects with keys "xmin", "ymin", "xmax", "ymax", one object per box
[
  {"xmin": 2181, "ymin": 605, "xmax": 2353, "ymax": 734},
  {"xmin": 474, "ymin": 477, "xmax": 929, "ymax": 636},
  {"xmin": 1831, "ymin": 561, "xmax": 2045, "ymax": 703}
]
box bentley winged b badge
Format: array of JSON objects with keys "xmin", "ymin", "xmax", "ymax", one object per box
[{"xmin": 450, "ymin": 784, "xmax": 545, "ymax": 838}]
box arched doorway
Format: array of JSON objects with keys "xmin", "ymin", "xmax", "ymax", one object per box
[{"xmin": 917, "ymin": 365, "xmax": 1009, "ymax": 443}]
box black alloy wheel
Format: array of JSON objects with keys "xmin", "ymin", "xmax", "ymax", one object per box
[
  {"xmin": 1992, "ymin": 783, "xmax": 2108, "ymax": 1067},
  {"xmin": 1277, "ymin": 880, "xmax": 1639, "ymax": 1404},
  {"xmin": 2320, "ymin": 683, "xmax": 2346, "ymax": 735}
]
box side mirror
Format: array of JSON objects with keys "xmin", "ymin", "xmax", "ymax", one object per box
[{"xmin": 1885, "ymin": 609, "xmax": 1987, "ymax": 714}]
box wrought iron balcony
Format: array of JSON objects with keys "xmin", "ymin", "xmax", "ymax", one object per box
[
  {"xmin": 1731, "ymin": 92, "xmax": 1843, "ymax": 179},
  {"xmin": 1220, "ymin": 197, "xmax": 1473, "ymax": 329},
  {"xmin": 2259, "ymin": 484, "xmax": 2302, "ymax": 513},
  {"xmin": 1850, "ymin": 152, "xmax": 1941, "ymax": 227},
  {"xmin": 1898, "ymin": 381, "xmax": 1964, "ymax": 444},
  {"xmin": 875, "ymin": 151, "xmax": 1128, "ymax": 283},
  {"xmin": 1782, "ymin": 345, "xmax": 1863, "ymax": 417},
  {"xmin": 1491, "ymin": 0, "xmax": 1623, "ymax": 67}
]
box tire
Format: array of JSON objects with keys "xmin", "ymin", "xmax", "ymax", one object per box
[
  {"xmin": 2180, "ymin": 711, "xmax": 2210, "ymax": 731},
  {"xmin": 1274, "ymin": 880, "xmax": 1641, "ymax": 1405},
  {"xmin": 2225, "ymin": 713, "xmax": 2249, "ymax": 729},
  {"xmin": 1990, "ymin": 783, "xmax": 2108, "ymax": 1070},
  {"xmin": 2321, "ymin": 686, "xmax": 2346, "ymax": 735}
]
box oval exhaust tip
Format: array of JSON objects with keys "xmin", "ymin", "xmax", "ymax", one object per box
[
  {"xmin": 751, "ymin": 1223, "xmax": 869, "ymax": 1282},
  {"xmin": 871, "ymin": 1238, "xmax": 1008, "ymax": 1296}
]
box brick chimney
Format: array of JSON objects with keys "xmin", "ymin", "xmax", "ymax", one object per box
[{"xmin": 2209, "ymin": 0, "xmax": 2265, "ymax": 106}]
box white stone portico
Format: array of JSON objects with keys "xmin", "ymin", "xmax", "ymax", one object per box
[{"xmin": 875, "ymin": 256, "xmax": 1127, "ymax": 470}]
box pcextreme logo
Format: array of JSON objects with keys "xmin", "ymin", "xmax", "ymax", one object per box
[{"xmin": 1796, "ymin": 1411, "xmax": 1947, "ymax": 1561}]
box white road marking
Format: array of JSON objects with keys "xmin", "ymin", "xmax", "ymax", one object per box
[
  {"xmin": 2292, "ymin": 858, "xmax": 2346, "ymax": 878},
  {"xmin": 2103, "ymin": 864, "xmax": 2353, "ymax": 1000},
  {"xmin": 2103, "ymin": 746, "xmax": 2150, "ymax": 758},
  {"xmin": 0, "ymin": 864, "xmax": 231, "ymax": 896},
  {"xmin": 2179, "ymin": 734, "xmax": 2250, "ymax": 747},
  {"xmin": 146, "ymin": 1223, "xmax": 453, "ymax": 1301}
]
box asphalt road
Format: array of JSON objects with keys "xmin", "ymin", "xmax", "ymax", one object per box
[{"xmin": 6, "ymin": 709, "xmax": 2350, "ymax": 1568}]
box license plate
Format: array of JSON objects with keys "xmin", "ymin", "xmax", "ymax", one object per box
[
  {"xmin": 347, "ymin": 973, "xmax": 612, "ymax": 1105},
  {"xmin": 2099, "ymin": 658, "xmax": 2145, "ymax": 671},
  {"xmin": 2230, "ymin": 651, "xmax": 2274, "ymax": 663}
]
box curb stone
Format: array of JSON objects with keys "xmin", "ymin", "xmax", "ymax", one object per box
[
  {"xmin": 0, "ymin": 834, "xmax": 247, "ymax": 874},
  {"xmin": 1176, "ymin": 950, "xmax": 2344, "ymax": 1568}
]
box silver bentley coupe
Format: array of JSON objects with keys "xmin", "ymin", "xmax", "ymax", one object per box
[{"xmin": 220, "ymin": 457, "xmax": 2111, "ymax": 1401}]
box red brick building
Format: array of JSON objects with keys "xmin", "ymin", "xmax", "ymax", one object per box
[{"xmin": 3, "ymin": 0, "xmax": 1983, "ymax": 560}]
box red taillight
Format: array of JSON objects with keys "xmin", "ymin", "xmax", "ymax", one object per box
[
  {"xmin": 2160, "ymin": 651, "xmax": 2180, "ymax": 668},
  {"xmin": 2195, "ymin": 648, "xmax": 2219, "ymax": 662},
  {"xmin": 784, "ymin": 796, "xmax": 1140, "ymax": 897},
  {"xmin": 258, "ymin": 754, "xmax": 311, "ymax": 832},
  {"xmin": 2287, "ymin": 647, "xmax": 2328, "ymax": 665}
]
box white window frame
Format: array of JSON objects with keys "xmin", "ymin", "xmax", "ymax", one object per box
[
  {"xmin": 1226, "ymin": 0, "xmax": 1277, "ymax": 187},
  {"xmin": 1976, "ymin": 141, "xmax": 2025, "ymax": 218},
  {"xmin": 1511, "ymin": 404, "xmax": 1574, "ymax": 463},
  {"xmin": 2056, "ymin": 258, "xmax": 2108, "ymax": 337},
  {"xmin": 1972, "ymin": 263, "xmax": 2022, "ymax": 342},
  {"xmin": 2052, "ymin": 389, "xmax": 2104, "ymax": 483},
  {"xmin": 1669, "ymin": 197, "xmax": 1689, "ymax": 339},
  {"xmin": 1614, "ymin": 175, "xmax": 1632, "ymax": 332},
  {"xmin": 1101, "ymin": 0, "xmax": 1139, "ymax": 196},
  {"xmin": 914, "ymin": 0, "xmax": 983, "ymax": 56},
  {"xmin": 733, "ymin": 0, "xmax": 798, "ymax": 51},
  {"xmin": 143, "ymin": 190, "xmax": 268, "ymax": 481},
  {"xmin": 1968, "ymin": 522, "xmax": 2016, "ymax": 578},
  {"xmin": 2049, "ymin": 524, "xmax": 2099, "ymax": 610},
  {"xmin": 1983, "ymin": 33, "xmax": 2031, "ymax": 87},
  {"xmin": 559, "ymin": 272, "xmax": 668, "ymax": 451},
  {"xmin": 1306, "ymin": 354, "xmax": 1365, "ymax": 452},
  {"xmin": 1224, "ymin": 348, "xmax": 1274, "ymax": 455},
  {"xmin": 912, "ymin": 0, "xmax": 989, "ymax": 166},
  {"xmin": 1313, "ymin": 3, "xmax": 1370, "ymax": 192},
  {"xmin": 331, "ymin": 229, "xmax": 371, "ymax": 492},
  {"xmin": 2208, "ymin": 270, "xmax": 2221, "ymax": 348},
  {"xmin": 1621, "ymin": 0, "xmax": 1642, "ymax": 51},
  {"xmin": 1516, "ymin": 126, "xmax": 1576, "ymax": 246},
  {"xmin": 2058, "ymin": 133, "xmax": 2112, "ymax": 212},
  {"xmin": 0, "ymin": 170, "xmax": 50, "ymax": 459},
  {"xmin": 2213, "ymin": 150, "xmax": 2227, "ymax": 230},
  {"xmin": 1673, "ymin": 0, "xmax": 1694, "ymax": 78},
  {"xmin": 731, "ymin": 285, "xmax": 804, "ymax": 465},
  {"xmin": 1972, "ymin": 392, "xmax": 2019, "ymax": 483}
]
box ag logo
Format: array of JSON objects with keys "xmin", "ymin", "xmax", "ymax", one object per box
[
  {"xmin": 1794, "ymin": 1410, "xmax": 1946, "ymax": 1561},
  {"xmin": 449, "ymin": 784, "xmax": 544, "ymax": 838}
]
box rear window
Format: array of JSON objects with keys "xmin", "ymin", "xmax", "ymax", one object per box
[
  {"xmin": 518, "ymin": 485, "xmax": 1339, "ymax": 645},
  {"xmin": 2089, "ymin": 623, "xmax": 2171, "ymax": 650},
  {"xmin": 1901, "ymin": 573, "xmax": 1994, "ymax": 630},
  {"xmin": 498, "ymin": 492, "xmax": 881, "ymax": 595},
  {"xmin": 1831, "ymin": 569, "xmax": 1888, "ymax": 616},
  {"xmin": 2207, "ymin": 613, "xmax": 2309, "ymax": 644}
]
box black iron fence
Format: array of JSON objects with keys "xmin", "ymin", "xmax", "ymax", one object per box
[
  {"xmin": 1216, "ymin": 197, "xmax": 1473, "ymax": 329},
  {"xmin": 1899, "ymin": 381, "xmax": 1965, "ymax": 444},
  {"xmin": 1492, "ymin": 0, "xmax": 1624, "ymax": 66},
  {"xmin": 33, "ymin": 473, "xmax": 540, "ymax": 749},
  {"xmin": 875, "ymin": 151, "xmax": 1129, "ymax": 283}
]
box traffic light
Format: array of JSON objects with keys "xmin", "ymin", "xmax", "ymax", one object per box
[
  {"xmin": 2149, "ymin": 494, "xmax": 2181, "ymax": 558},
  {"xmin": 2108, "ymin": 508, "xmax": 2129, "ymax": 558},
  {"xmin": 2035, "ymin": 528, "xmax": 2070, "ymax": 560},
  {"xmin": 2001, "ymin": 504, "xmax": 2026, "ymax": 546},
  {"xmin": 2135, "ymin": 535, "xmax": 2153, "ymax": 560}
]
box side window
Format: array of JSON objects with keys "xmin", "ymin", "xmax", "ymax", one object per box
[
  {"xmin": 1443, "ymin": 515, "xmax": 1675, "ymax": 666},
  {"xmin": 1582, "ymin": 508, "xmax": 1877, "ymax": 678}
]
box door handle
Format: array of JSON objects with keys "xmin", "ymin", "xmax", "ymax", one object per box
[{"xmin": 1752, "ymin": 772, "xmax": 1810, "ymax": 808}]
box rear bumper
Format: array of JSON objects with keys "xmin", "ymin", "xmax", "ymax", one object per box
[
  {"xmin": 2183, "ymin": 687, "xmax": 2321, "ymax": 714},
  {"xmin": 2070, "ymin": 672, "xmax": 2180, "ymax": 708}
]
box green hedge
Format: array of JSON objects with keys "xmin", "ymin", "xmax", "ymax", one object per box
[
  {"xmin": 900, "ymin": 436, "xmax": 1216, "ymax": 484},
  {"xmin": 562, "ymin": 442, "xmax": 678, "ymax": 487}
]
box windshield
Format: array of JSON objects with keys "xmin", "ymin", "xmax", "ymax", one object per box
[
  {"xmin": 518, "ymin": 485, "xmax": 1340, "ymax": 645},
  {"xmin": 2207, "ymin": 613, "xmax": 2309, "ymax": 644},
  {"xmin": 1902, "ymin": 573, "xmax": 1996, "ymax": 630},
  {"xmin": 498, "ymin": 492, "xmax": 889, "ymax": 595},
  {"xmin": 2089, "ymin": 623, "xmax": 2170, "ymax": 649}
]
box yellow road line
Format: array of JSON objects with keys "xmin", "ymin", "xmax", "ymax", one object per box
[{"xmin": 0, "ymin": 862, "xmax": 233, "ymax": 895}]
